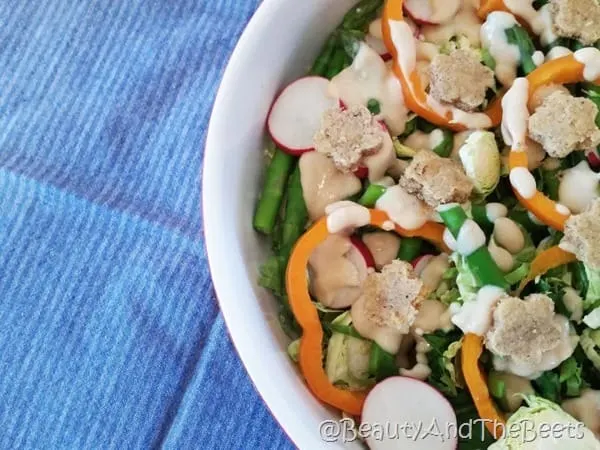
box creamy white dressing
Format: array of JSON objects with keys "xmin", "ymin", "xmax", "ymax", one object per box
[
  {"xmin": 329, "ymin": 43, "xmax": 408, "ymax": 136},
  {"xmin": 369, "ymin": 18, "xmax": 384, "ymax": 40},
  {"xmin": 493, "ymin": 317, "xmax": 578, "ymax": 379},
  {"xmin": 421, "ymin": 0, "xmax": 483, "ymax": 46},
  {"xmin": 363, "ymin": 129, "xmax": 396, "ymax": 182},
  {"xmin": 456, "ymin": 219, "xmax": 487, "ymax": 256},
  {"xmin": 414, "ymin": 299, "xmax": 453, "ymax": 334},
  {"xmin": 493, "ymin": 217, "xmax": 525, "ymax": 254},
  {"xmin": 510, "ymin": 167, "xmax": 537, "ymax": 199},
  {"xmin": 451, "ymin": 130, "xmax": 473, "ymax": 160},
  {"xmin": 308, "ymin": 235, "xmax": 367, "ymax": 308},
  {"xmin": 419, "ymin": 254, "xmax": 451, "ymax": 291},
  {"xmin": 388, "ymin": 20, "xmax": 417, "ymax": 75},
  {"xmin": 443, "ymin": 227, "xmax": 458, "ymax": 252},
  {"xmin": 325, "ymin": 201, "xmax": 371, "ymax": 234},
  {"xmin": 403, "ymin": 129, "xmax": 446, "ymax": 151},
  {"xmin": 427, "ymin": 95, "xmax": 492, "ymax": 129},
  {"xmin": 574, "ymin": 47, "xmax": 600, "ymax": 82},
  {"xmin": 452, "ymin": 285, "xmax": 505, "ymax": 336},
  {"xmin": 555, "ymin": 203, "xmax": 571, "ymax": 216},
  {"xmin": 351, "ymin": 294, "xmax": 404, "ymax": 353},
  {"xmin": 503, "ymin": 1, "xmax": 556, "ymax": 46},
  {"xmin": 481, "ymin": 12, "xmax": 521, "ymax": 86},
  {"xmin": 299, "ymin": 152, "xmax": 362, "ymax": 220},
  {"xmin": 485, "ymin": 203, "xmax": 508, "ymax": 223},
  {"xmin": 559, "ymin": 160, "xmax": 600, "ymax": 214},
  {"xmin": 362, "ymin": 232, "xmax": 401, "ymax": 270},
  {"xmin": 546, "ymin": 46, "xmax": 572, "ymax": 61},
  {"xmin": 532, "ymin": 50, "xmax": 544, "ymax": 66},
  {"xmin": 416, "ymin": 40, "xmax": 440, "ymax": 62},
  {"xmin": 375, "ymin": 185, "xmax": 432, "ymax": 230},
  {"xmin": 501, "ymin": 77, "xmax": 530, "ymax": 149},
  {"xmin": 400, "ymin": 335, "xmax": 432, "ymax": 380},
  {"xmin": 488, "ymin": 238, "xmax": 515, "ymax": 272}
]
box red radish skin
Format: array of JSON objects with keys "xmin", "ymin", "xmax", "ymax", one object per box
[
  {"xmin": 412, "ymin": 254, "xmax": 433, "ymax": 275},
  {"xmin": 350, "ymin": 236, "xmax": 376, "ymax": 269},
  {"xmin": 403, "ymin": 4, "xmax": 437, "ymax": 26},
  {"xmin": 267, "ymin": 76, "xmax": 337, "ymax": 155},
  {"xmin": 361, "ymin": 377, "xmax": 458, "ymax": 450},
  {"xmin": 365, "ymin": 34, "xmax": 392, "ymax": 60},
  {"xmin": 587, "ymin": 149, "xmax": 600, "ymax": 170}
]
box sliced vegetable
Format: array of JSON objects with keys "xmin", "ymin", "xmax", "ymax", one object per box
[
  {"xmin": 404, "ymin": 0, "xmax": 460, "ymax": 25},
  {"xmin": 279, "ymin": 166, "xmax": 309, "ymax": 260},
  {"xmin": 382, "ymin": 0, "xmax": 502, "ymax": 131},
  {"xmin": 368, "ymin": 343, "xmax": 398, "ymax": 381},
  {"xmin": 462, "ymin": 334, "xmax": 506, "ymax": 439},
  {"xmin": 397, "ymin": 236, "xmax": 423, "ymax": 262},
  {"xmin": 267, "ymin": 77, "xmax": 337, "ymax": 154},
  {"xmin": 349, "ymin": 236, "xmax": 376, "ymax": 269},
  {"xmin": 505, "ymin": 25, "xmax": 537, "ymax": 75},
  {"xmin": 431, "ymin": 128, "xmax": 453, "ymax": 157},
  {"xmin": 361, "ymin": 377, "xmax": 458, "ymax": 450},
  {"xmin": 286, "ymin": 210, "xmax": 446, "ymax": 414},
  {"xmin": 517, "ymin": 246, "xmax": 577, "ymax": 294},
  {"xmin": 253, "ymin": 149, "xmax": 295, "ymax": 234},
  {"xmin": 342, "ymin": 0, "xmax": 385, "ymax": 31},
  {"xmin": 358, "ymin": 184, "xmax": 387, "ymax": 207},
  {"xmin": 459, "ymin": 131, "xmax": 501, "ymax": 198},
  {"xmin": 439, "ymin": 204, "xmax": 509, "ymax": 289}
]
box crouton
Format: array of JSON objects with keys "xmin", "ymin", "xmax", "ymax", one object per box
[
  {"xmin": 561, "ymin": 198, "xmax": 600, "ymax": 270},
  {"xmin": 399, "ymin": 150, "xmax": 473, "ymax": 207},
  {"xmin": 550, "ymin": 0, "xmax": 600, "ymax": 46},
  {"xmin": 485, "ymin": 294, "xmax": 564, "ymax": 366},
  {"xmin": 361, "ymin": 260, "xmax": 426, "ymax": 332},
  {"xmin": 428, "ymin": 49, "xmax": 495, "ymax": 112},
  {"xmin": 528, "ymin": 91, "xmax": 600, "ymax": 158},
  {"xmin": 313, "ymin": 105, "xmax": 383, "ymax": 172}
]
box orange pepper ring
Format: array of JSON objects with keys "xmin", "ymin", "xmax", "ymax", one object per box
[
  {"xmin": 462, "ymin": 334, "xmax": 506, "ymax": 439},
  {"xmin": 517, "ymin": 245, "xmax": 577, "ymax": 294},
  {"xmin": 285, "ymin": 209, "xmax": 447, "ymax": 415},
  {"xmin": 381, "ymin": 0, "xmax": 503, "ymax": 131},
  {"xmin": 508, "ymin": 55, "xmax": 600, "ymax": 231}
]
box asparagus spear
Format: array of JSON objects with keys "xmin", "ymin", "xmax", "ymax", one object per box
[
  {"xmin": 253, "ymin": 149, "xmax": 295, "ymax": 235},
  {"xmin": 505, "ymin": 26, "xmax": 537, "ymax": 75},
  {"xmin": 342, "ymin": 0, "xmax": 384, "ymax": 31},
  {"xmin": 358, "ymin": 184, "xmax": 387, "ymax": 207},
  {"xmin": 439, "ymin": 204, "xmax": 509, "ymax": 289},
  {"xmin": 309, "ymin": 34, "xmax": 338, "ymax": 76}
]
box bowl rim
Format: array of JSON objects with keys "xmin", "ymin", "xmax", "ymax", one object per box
[{"xmin": 203, "ymin": 0, "xmax": 301, "ymax": 447}]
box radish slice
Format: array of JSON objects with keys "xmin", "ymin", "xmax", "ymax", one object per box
[
  {"xmin": 362, "ymin": 377, "xmax": 458, "ymax": 450},
  {"xmin": 404, "ymin": 0, "xmax": 460, "ymax": 25},
  {"xmin": 412, "ymin": 254, "xmax": 433, "ymax": 275},
  {"xmin": 349, "ymin": 236, "xmax": 376, "ymax": 270},
  {"xmin": 587, "ymin": 149, "xmax": 600, "ymax": 170},
  {"xmin": 267, "ymin": 76, "xmax": 337, "ymax": 155}
]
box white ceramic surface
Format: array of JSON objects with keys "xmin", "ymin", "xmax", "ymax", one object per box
[{"xmin": 203, "ymin": 0, "xmax": 364, "ymax": 448}]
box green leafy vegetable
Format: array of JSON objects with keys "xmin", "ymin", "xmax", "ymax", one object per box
[
  {"xmin": 368, "ymin": 343, "xmax": 398, "ymax": 381},
  {"xmin": 505, "ymin": 25, "xmax": 537, "ymax": 74},
  {"xmin": 423, "ymin": 329, "xmax": 463, "ymax": 397}
]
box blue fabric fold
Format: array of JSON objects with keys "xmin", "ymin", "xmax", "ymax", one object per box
[{"xmin": 0, "ymin": 0, "xmax": 292, "ymax": 448}]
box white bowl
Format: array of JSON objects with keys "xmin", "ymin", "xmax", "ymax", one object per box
[{"xmin": 204, "ymin": 0, "xmax": 364, "ymax": 448}]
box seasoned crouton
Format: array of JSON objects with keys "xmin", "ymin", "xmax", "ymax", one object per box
[
  {"xmin": 550, "ymin": 0, "xmax": 600, "ymax": 46},
  {"xmin": 361, "ymin": 260, "xmax": 426, "ymax": 332},
  {"xmin": 428, "ymin": 49, "xmax": 495, "ymax": 112},
  {"xmin": 314, "ymin": 105, "xmax": 383, "ymax": 172},
  {"xmin": 561, "ymin": 198, "xmax": 600, "ymax": 270},
  {"xmin": 399, "ymin": 150, "xmax": 473, "ymax": 207},
  {"xmin": 485, "ymin": 294, "xmax": 564, "ymax": 367},
  {"xmin": 528, "ymin": 91, "xmax": 600, "ymax": 158}
]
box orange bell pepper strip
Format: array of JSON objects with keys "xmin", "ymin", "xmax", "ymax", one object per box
[
  {"xmin": 462, "ymin": 334, "xmax": 506, "ymax": 439},
  {"xmin": 285, "ymin": 210, "xmax": 446, "ymax": 415},
  {"xmin": 477, "ymin": 0, "xmax": 510, "ymax": 20},
  {"xmin": 381, "ymin": 0, "xmax": 503, "ymax": 131},
  {"xmin": 508, "ymin": 55, "xmax": 600, "ymax": 230},
  {"xmin": 517, "ymin": 245, "xmax": 577, "ymax": 294}
]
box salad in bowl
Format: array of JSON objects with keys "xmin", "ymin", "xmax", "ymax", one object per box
[{"xmin": 252, "ymin": 0, "xmax": 600, "ymax": 448}]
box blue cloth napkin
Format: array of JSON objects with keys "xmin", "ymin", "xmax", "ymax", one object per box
[{"xmin": 0, "ymin": 0, "xmax": 293, "ymax": 448}]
